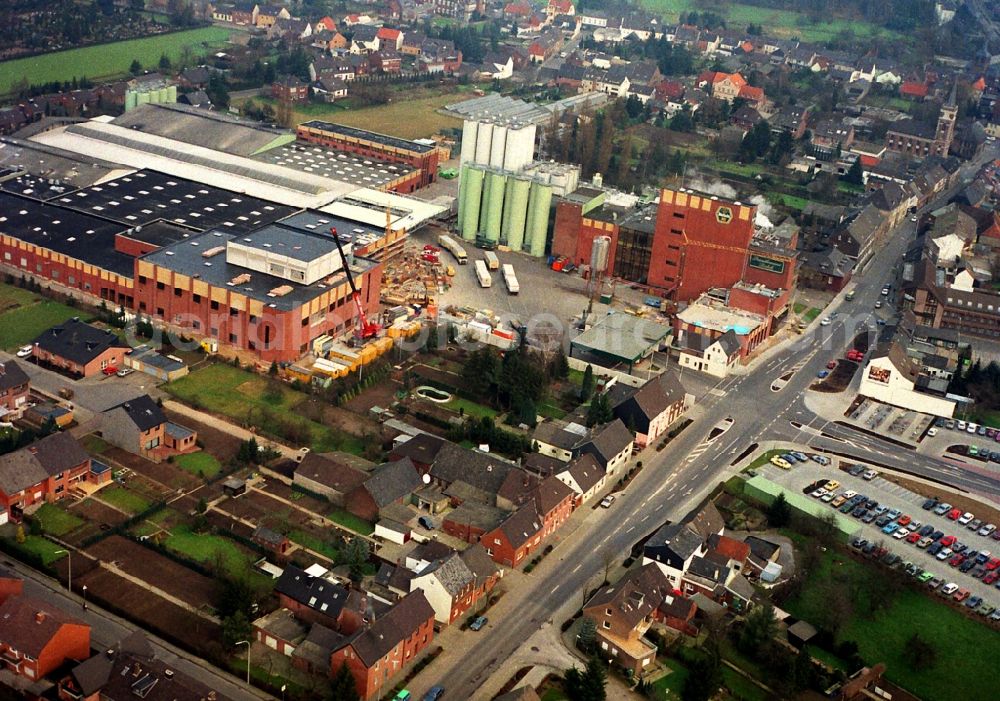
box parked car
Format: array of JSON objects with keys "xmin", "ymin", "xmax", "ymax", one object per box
[
  {"xmin": 907, "ymin": 532, "xmax": 922, "ymax": 544},
  {"xmin": 770, "ymin": 456, "xmax": 792, "ymax": 469},
  {"xmin": 862, "ymin": 469, "xmax": 878, "ymax": 481},
  {"xmin": 941, "ymin": 582, "xmax": 959, "ymax": 596},
  {"xmin": 823, "ymin": 480, "xmax": 840, "ymax": 492},
  {"xmin": 940, "ymin": 535, "xmax": 957, "ymax": 547},
  {"xmin": 15, "ymin": 345, "xmax": 32, "ymax": 358},
  {"xmin": 958, "ymin": 512, "xmax": 975, "ymax": 525},
  {"xmin": 101, "ymin": 366, "xmax": 118, "ymax": 376},
  {"xmin": 897, "ymin": 514, "xmax": 912, "ymax": 527},
  {"xmin": 917, "ymin": 536, "xmax": 934, "ymax": 548},
  {"xmin": 848, "ymin": 464, "xmax": 865, "ymax": 476},
  {"xmin": 826, "ymin": 360, "xmax": 837, "ymax": 369},
  {"xmin": 933, "ymin": 502, "xmax": 953, "ymax": 515},
  {"xmin": 116, "ymin": 367, "xmax": 134, "ymax": 377},
  {"xmin": 922, "ymin": 498, "xmax": 939, "ymax": 510},
  {"xmin": 831, "ymin": 496, "xmax": 847, "ymax": 507},
  {"xmin": 966, "ymin": 595, "xmax": 983, "ymax": 609},
  {"xmin": 811, "ymin": 454, "xmax": 831, "ymax": 465},
  {"xmin": 968, "ymin": 519, "xmax": 983, "ymax": 531},
  {"xmin": 947, "ymin": 509, "xmax": 962, "ymax": 520},
  {"xmin": 600, "ymin": 495, "xmax": 616, "ymax": 508},
  {"xmin": 882, "ymin": 522, "xmax": 900, "ymax": 535},
  {"xmin": 936, "ymin": 548, "xmax": 954, "ymax": 561},
  {"xmin": 928, "ymin": 542, "xmax": 943, "ymax": 556},
  {"xmin": 422, "ymin": 686, "xmax": 445, "ymax": 701},
  {"xmin": 954, "ymin": 589, "xmax": 972, "ymax": 603},
  {"xmin": 927, "ymin": 428, "xmax": 938, "ymax": 437},
  {"xmin": 892, "ymin": 528, "xmax": 910, "ymax": 540},
  {"xmin": 469, "ymin": 616, "xmax": 488, "ymax": 631}
]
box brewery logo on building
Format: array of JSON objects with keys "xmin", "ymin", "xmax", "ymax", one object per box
[{"xmin": 716, "ymin": 206, "xmax": 733, "ymax": 224}]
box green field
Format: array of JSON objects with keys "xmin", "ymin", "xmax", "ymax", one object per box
[
  {"xmin": 98, "ymin": 486, "xmax": 151, "ymax": 514},
  {"xmin": 174, "ymin": 451, "xmax": 221, "ymax": 479},
  {"xmin": 165, "ymin": 363, "xmax": 356, "ymax": 452},
  {"xmin": 650, "ymin": 658, "xmax": 689, "ymax": 700},
  {"xmin": 288, "ymin": 530, "xmax": 339, "ymax": 561},
  {"xmin": 444, "ymin": 396, "xmax": 498, "ymax": 419},
  {"xmin": 165, "ymin": 525, "xmax": 253, "ymax": 575},
  {"xmin": 33, "ymin": 504, "xmax": 84, "ymax": 537},
  {"xmin": 0, "ymin": 531, "xmax": 69, "ymax": 566},
  {"xmin": 0, "ymin": 26, "xmax": 232, "ymax": 95},
  {"xmin": 327, "ymin": 508, "xmax": 375, "ymax": 536},
  {"xmin": 637, "ymin": 0, "xmax": 903, "ymax": 43},
  {"xmin": 786, "ymin": 549, "xmax": 1000, "ymax": 701},
  {"xmin": 0, "ymin": 283, "xmax": 92, "ymax": 350}
]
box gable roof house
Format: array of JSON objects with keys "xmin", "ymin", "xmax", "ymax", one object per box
[
  {"xmin": 329, "ymin": 591, "xmax": 436, "ymax": 701},
  {"xmin": 0, "ymin": 359, "xmax": 30, "ymax": 421},
  {"xmin": 607, "ymin": 372, "xmax": 688, "ymax": 448},
  {"xmin": 0, "ymin": 595, "xmax": 90, "ymax": 682},
  {"xmin": 555, "ymin": 453, "xmax": 606, "ymax": 504},
  {"xmin": 345, "ymin": 457, "xmax": 422, "ymax": 523},
  {"xmin": 293, "ymin": 453, "xmax": 368, "ymax": 507},
  {"xmin": 100, "ymin": 394, "xmax": 197, "ymax": 460},
  {"xmin": 0, "ymin": 432, "xmax": 93, "ymax": 523},
  {"xmin": 575, "ymin": 419, "xmax": 634, "ymax": 474},
  {"xmin": 31, "ymin": 318, "xmax": 129, "ymax": 378},
  {"xmin": 407, "ymin": 544, "xmax": 501, "ymax": 624},
  {"xmin": 274, "ymin": 565, "xmax": 369, "ymax": 632},
  {"xmin": 583, "ymin": 564, "xmax": 697, "ymax": 675},
  {"xmin": 831, "ymin": 203, "xmax": 886, "ymax": 268},
  {"xmin": 642, "ymin": 503, "xmax": 725, "ymax": 585}
]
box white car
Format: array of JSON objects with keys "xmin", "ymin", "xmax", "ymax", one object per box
[
  {"xmin": 881, "ymin": 286, "xmax": 890, "ymax": 296},
  {"xmin": 810, "ymin": 488, "xmax": 828, "ymax": 498},
  {"xmin": 842, "ymin": 490, "xmax": 858, "ymax": 500},
  {"xmin": 600, "ymin": 495, "xmax": 616, "ymax": 508},
  {"xmin": 820, "ymin": 317, "xmax": 832, "ymax": 326},
  {"xmin": 941, "ymin": 582, "xmax": 959, "ymax": 595},
  {"xmin": 116, "ymin": 367, "xmax": 135, "ymax": 377},
  {"xmin": 958, "ymin": 512, "xmax": 975, "ymax": 525},
  {"xmin": 967, "ymin": 423, "xmax": 979, "ymax": 434},
  {"xmin": 820, "ymin": 492, "xmax": 836, "ymax": 503},
  {"xmin": 926, "ymin": 427, "xmax": 938, "ymax": 437},
  {"xmin": 862, "ymin": 469, "xmax": 877, "ymax": 481},
  {"xmin": 874, "ymin": 300, "xmax": 882, "ymax": 309},
  {"xmin": 15, "ymin": 345, "xmax": 32, "ymax": 358},
  {"xmin": 892, "ymin": 528, "xmax": 910, "ymax": 540},
  {"xmin": 910, "ymin": 215, "xmax": 918, "ymax": 222},
  {"xmin": 979, "ymin": 523, "xmax": 997, "ymax": 537},
  {"xmin": 958, "ymin": 420, "xmax": 968, "ymax": 431}
]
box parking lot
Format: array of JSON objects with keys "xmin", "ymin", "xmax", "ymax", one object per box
[
  {"xmin": 917, "ymin": 419, "xmax": 1000, "ymax": 472},
  {"xmin": 843, "ymin": 398, "xmax": 933, "ymax": 446},
  {"xmin": 760, "ymin": 456, "xmax": 1000, "ymax": 609}
]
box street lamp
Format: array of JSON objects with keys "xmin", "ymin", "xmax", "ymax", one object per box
[
  {"xmin": 53, "ymin": 549, "xmax": 71, "ymax": 593},
  {"xmin": 82, "ymin": 584, "xmax": 88, "ymax": 611},
  {"xmin": 281, "ymin": 684, "xmax": 287, "ymax": 701},
  {"xmin": 235, "ymin": 640, "xmax": 251, "ymax": 684}
]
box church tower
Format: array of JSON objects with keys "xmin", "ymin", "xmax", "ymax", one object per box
[{"xmin": 935, "ymin": 79, "xmax": 958, "ymax": 156}]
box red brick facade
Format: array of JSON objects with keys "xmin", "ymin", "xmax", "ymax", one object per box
[{"xmin": 0, "ymin": 597, "xmax": 90, "ymax": 682}]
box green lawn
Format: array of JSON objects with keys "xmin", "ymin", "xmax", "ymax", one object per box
[
  {"xmin": 33, "ymin": 504, "xmax": 84, "ymax": 537},
  {"xmin": 98, "ymin": 486, "xmax": 151, "ymax": 514},
  {"xmin": 1, "ymin": 532, "xmax": 69, "ymax": 566},
  {"xmin": 0, "ymin": 282, "xmax": 92, "ymax": 350},
  {"xmin": 649, "ymin": 658, "xmax": 689, "ymax": 700},
  {"xmin": 326, "ymin": 508, "xmax": 375, "ymax": 536},
  {"xmin": 1, "ymin": 26, "xmax": 232, "ymax": 95},
  {"xmin": 770, "ymin": 193, "xmax": 811, "ymax": 211},
  {"xmin": 288, "ymin": 530, "xmax": 339, "ymax": 561},
  {"xmin": 786, "ymin": 550, "xmax": 1000, "ymax": 701},
  {"xmin": 539, "ymin": 689, "xmax": 567, "ymax": 701},
  {"xmin": 444, "ymin": 396, "xmax": 498, "ymax": 419},
  {"xmin": 746, "ymin": 449, "xmax": 785, "ymax": 471},
  {"xmin": 165, "ymin": 363, "xmax": 357, "ymax": 453},
  {"xmin": 720, "ymin": 666, "xmax": 769, "ymax": 701},
  {"xmin": 173, "ymin": 451, "xmax": 221, "ymax": 479},
  {"xmin": 537, "ymin": 401, "xmax": 567, "ymax": 420},
  {"xmin": 81, "ymin": 434, "xmax": 111, "ymax": 455},
  {"xmin": 164, "ymin": 524, "xmax": 253, "ymax": 575}
]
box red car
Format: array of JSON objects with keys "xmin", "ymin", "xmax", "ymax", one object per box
[
  {"xmin": 846, "ymin": 349, "xmax": 864, "ymax": 361},
  {"xmin": 949, "ymin": 553, "xmax": 965, "ymax": 567},
  {"xmin": 953, "ymin": 588, "xmax": 971, "ymax": 602},
  {"xmin": 940, "ymin": 535, "xmax": 957, "ymax": 547},
  {"xmin": 986, "ymin": 557, "xmax": 1000, "ymax": 571},
  {"xmin": 102, "ymin": 366, "xmax": 119, "ymax": 376},
  {"xmin": 897, "ymin": 514, "xmax": 911, "ymax": 527},
  {"xmin": 947, "ymin": 508, "xmax": 962, "ymax": 520},
  {"xmin": 984, "ymin": 571, "xmax": 1000, "ymax": 585},
  {"xmin": 826, "ymin": 360, "xmax": 837, "ymax": 369},
  {"xmin": 906, "ymin": 532, "xmax": 922, "ymax": 544}
]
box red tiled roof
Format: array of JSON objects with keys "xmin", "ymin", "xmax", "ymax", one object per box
[
  {"xmin": 316, "ymin": 16, "xmax": 336, "ymax": 31},
  {"xmin": 860, "ymin": 155, "xmax": 880, "ymax": 167},
  {"xmin": 709, "ymin": 534, "xmax": 750, "ymax": 564},
  {"xmin": 900, "ymin": 81, "xmax": 929, "ymax": 97},
  {"xmin": 377, "ymin": 27, "xmax": 401, "ymax": 40},
  {"xmin": 739, "ymin": 84, "xmax": 764, "ymax": 101}
]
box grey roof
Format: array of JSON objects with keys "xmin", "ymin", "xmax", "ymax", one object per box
[
  {"xmin": 295, "ymin": 453, "xmax": 368, "ymax": 494},
  {"xmin": 274, "ymin": 565, "xmax": 351, "ymax": 618},
  {"xmin": 300, "ymin": 120, "xmax": 436, "ymax": 154},
  {"xmin": 495, "ymin": 503, "xmax": 543, "ymax": 549},
  {"xmin": 888, "ymin": 118, "xmax": 937, "ymax": 140},
  {"xmin": 348, "ymin": 591, "xmax": 434, "ymax": 666},
  {"xmin": 744, "ymin": 535, "xmax": 780, "ymax": 561},
  {"xmin": 726, "ymin": 573, "xmax": 756, "ymax": 602},
  {"xmin": 459, "ymin": 544, "xmax": 498, "ymax": 587},
  {"xmin": 420, "ymin": 553, "xmax": 475, "ymax": 596},
  {"xmin": 687, "ymin": 553, "xmax": 730, "ymax": 583},
  {"xmin": 0, "ymin": 432, "xmax": 89, "ymax": 496},
  {"xmin": 107, "ymin": 394, "xmax": 165, "ymax": 432},
  {"xmin": 533, "ymin": 418, "xmax": 589, "ymax": 451},
  {"xmin": 578, "ymin": 418, "xmax": 633, "ymax": 464},
  {"xmin": 443, "ymin": 500, "xmax": 507, "ymax": 531},
  {"xmin": 715, "ymin": 329, "xmax": 741, "ymax": 356},
  {"xmin": 293, "ymin": 623, "xmax": 346, "ymax": 669},
  {"xmin": 570, "ymin": 312, "xmax": 672, "ymax": 362},
  {"xmin": 0, "ymin": 360, "xmax": 29, "ymax": 392},
  {"xmin": 607, "ymin": 371, "xmax": 685, "ymax": 426},
  {"xmin": 562, "ymin": 454, "xmax": 604, "ymax": 493},
  {"xmin": 164, "ymin": 422, "xmax": 194, "ymax": 440},
  {"xmin": 362, "ymin": 457, "xmax": 421, "ymax": 507},
  {"xmin": 390, "ymin": 432, "xmax": 446, "ymax": 465},
  {"xmin": 252, "ymin": 525, "xmax": 287, "ymax": 547},
  {"xmin": 646, "ymin": 522, "xmax": 704, "ymax": 561},
  {"xmin": 33, "ymin": 318, "xmax": 126, "ymax": 366},
  {"xmin": 429, "ymin": 442, "xmax": 517, "ymax": 499},
  {"xmin": 253, "ymin": 608, "xmax": 308, "ymax": 644}
]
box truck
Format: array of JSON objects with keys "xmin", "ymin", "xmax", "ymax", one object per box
[
  {"xmin": 484, "ymin": 251, "xmax": 500, "ymax": 270},
  {"xmin": 845, "ymin": 285, "xmax": 857, "ymax": 302},
  {"xmin": 474, "ymin": 259, "xmax": 492, "ymax": 288},
  {"xmin": 437, "ymin": 234, "xmax": 468, "ymax": 264},
  {"xmin": 502, "ymin": 264, "xmax": 519, "ymax": 295}
]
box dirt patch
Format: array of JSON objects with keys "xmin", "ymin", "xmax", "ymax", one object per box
[
  {"xmin": 295, "ymin": 398, "xmax": 383, "ymax": 440},
  {"xmin": 263, "ymin": 480, "xmax": 331, "ymax": 515},
  {"xmin": 61, "ymin": 498, "xmax": 131, "ymax": 547},
  {"xmin": 86, "ymin": 535, "xmax": 219, "ymax": 610},
  {"xmin": 100, "ymin": 448, "xmax": 178, "ymax": 498},
  {"xmin": 343, "ymin": 377, "xmax": 404, "ymax": 415},
  {"xmin": 77, "ymin": 567, "xmax": 223, "ymax": 655},
  {"xmin": 879, "ymin": 471, "xmax": 1000, "ymax": 526},
  {"xmin": 165, "ymin": 407, "xmax": 242, "ymax": 463},
  {"xmin": 811, "ymin": 359, "xmax": 858, "ymax": 392}
]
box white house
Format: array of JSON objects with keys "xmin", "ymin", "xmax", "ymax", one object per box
[{"xmin": 859, "ymin": 342, "xmax": 957, "ymax": 417}]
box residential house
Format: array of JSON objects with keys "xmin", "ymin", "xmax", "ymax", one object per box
[
  {"xmin": 313, "ymin": 78, "xmax": 349, "ymax": 102},
  {"xmin": 528, "ymin": 28, "xmax": 564, "ymax": 63},
  {"xmin": 676, "ymin": 329, "xmax": 742, "ymax": 378},
  {"xmin": 252, "ymin": 608, "xmax": 308, "ymax": 658},
  {"xmin": 274, "ymin": 565, "xmax": 369, "ymax": 631},
  {"xmin": 480, "ymin": 476, "xmax": 574, "ymax": 567},
  {"xmin": 606, "ymin": 372, "xmax": 688, "ymax": 448},
  {"xmin": 859, "ymin": 341, "xmax": 957, "ymax": 417},
  {"xmin": 269, "ymin": 18, "xmax": 312, "ymax": 42},
  {"xmin": 314, "ymin": 16, "xmax": 337, "ymax": 34},
  {"xmin": 0, "ymin": 595, "xmax": 90, "ymax": 682},
  {"xmin": 770, "ymin": 105, "xmax": 810, "ymax": 139},
  {"xmin": 231, "ymin": 2, "xmax": 258, "ymax": 25},
  {"xmin": 0, "ymin": 360, "xmax": 29, "ymax": 421},
  {"xmin": 255, "ymin": 4, "xmax": 290, "ymax": 27},
  {"xmin": 329, "ymin": 591, "xmax": 436, "ymax": 701},
  {"xmin": 575, "ymin": 419, "xmax": 634, "ymax": 474},
  {"xmin": 31, "ymin": 318, "xmax": 128, "ymax": 378},
  {"xmin": 350, "ymin": 25, "xmax": 381, "ymax": 54},
  {"xmin": 554, "ymin": 454, "xmax": 605, "ymax": 504},
  {"xmin": 291, "ymin": 622, "xmax": 344, "ymax": 675},
  {"xmin": 407, "ymin": 544, "xmax": 500, "ymax": 624},
  {"xmin": 100, "ymin": 394, "xmax": 197, "ymax": 459},
  {"xmin": 346, "ymin": 457, "xmax": 422, "ymax": 522},
  {"xmin": 810, "ymin": 120, "xmax": 855, "ymax": 159},
  {"xmin": 798, "ymin": 247, "xmax": 855, "ymax": 293},
  {"xmin": 831, "ymin": 203, "xmax": 886, "ymax": 268},
  {"xmin": 744, "ymin": 535, "xmax": 781, "ymax": 577},
  {"xmin": 642, "ymin": 502, "xmax": 725, "ymax": 586},
  {"xmin": 376, "ymin": 27, "xmax": 404, "ymax": 52},
  {"xmin": 272, "ymin": 76, "xmax": 310, "ymax": 103},
  {"xmin": 0, "ymin": 432, "xmax": 95, "ymax": 523},
  {"xmin": 583, "ymin": 564, "xmax": 697, "ymax": 675}
]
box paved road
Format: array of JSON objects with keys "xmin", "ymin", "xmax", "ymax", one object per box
[
  {"xmin": 409, "ymin": 147, "xmax": 1000, "ymax": 699},
  {"xmin": 1, "ymin": 558, "xmax": 272, "ymax": 700}
]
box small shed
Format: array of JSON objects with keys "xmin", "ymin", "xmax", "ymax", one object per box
[
  {"xmin": 374, "ymin": 518, "xmax": 410, "ymax": 544},
  {"xmin": 787, "ymin": 619, "xmax": 818, "ymax": 648},
  {"xmin": 222, "ymin": 478, "xmax": 247, "ymax": 497}
]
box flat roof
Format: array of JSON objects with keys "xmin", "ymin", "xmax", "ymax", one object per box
[
  {"xmin": 300, "ymin": 120, "xmax": 437, "ymax": 154},
  {"xmin": 235, "ymin": 224, "xmax": 346, "ymax": 263},
  {"xmin": 0, "ymin": 136, "xmax": 127, "ymax": 188},
  {"xmin": 50, "ymin": 169, "xmax": 299, "ymax": 233},
  {"xmin": 321, "ymin": 190, "xmax": 446, "ymax": 232},
  {"xmin": 140, "ymin": 230, "xmax": 378, "ymax": 311},
  {"xmin": 677, "ymin": 300, "xmax": 764, "ymax": 336},
  {"xmin": 571, "ymin": 312, "xmax": 671, "ymax": 362},
  {"xmin": 277, "ymin": 210, "xmax": 386, "ymax": 248},
  {"xmin": 0, "ymin": 192, "xmax": 134, "ymax": 276},
  {"xmin": 0, "ymin": 171, "xmax": 78, "ymax": 201},
  {"xmin": 254, "ymin": 143, "xmax": 418, "ymax": 189}
]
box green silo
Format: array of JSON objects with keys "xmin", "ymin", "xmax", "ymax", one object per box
[
  {"xmin": 505, "ymin": 177, "xmax": 531, "ymax": 251},
  {"xmin": 167, "ymin": 85, "xmax": 177, "ymax": 103},
  {"xmin": 529, "ymin": 183, "xmax": 552, "ymax": 258},
  {"xmin": 125, "ymin": 91, "xmax": 138, "ymax": 112},
  {"xmin": 500, "ymin": 176, "xmax": 516, "ymax": 245},
  {"xmin": 460, "ymin": 167, "xmax": 484, "ymax": 242},
  {"xmin": 483, "ymin": 171, "xmax": 505, "ymax": 244}
]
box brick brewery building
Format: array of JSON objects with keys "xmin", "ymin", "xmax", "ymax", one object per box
[
  {"xmin": 297, "ymin": 120, "xmax": 449, "ymax": 188},
  {"xmin": 552, "ymin": 186, "xmax": 796, "ymax": 301}
]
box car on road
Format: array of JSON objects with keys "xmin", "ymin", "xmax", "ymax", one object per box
[
  {"xmin": 770, "ymin": 456, "xmax": 792, "ymax": 469},
  {"xmin": 820, "ymin": 317, "xmax": 832, "ymax": 326},
  {"xmin": 469, "ymin": 616, "xmax": 487, "ymax": 631},
  {"xmin": 600, "ymin": 495, "xmax": 616, "ymax": 508},
  {"xmin": 422, "ymin": 686, "xmax": 445, "ymax": 701},
  {"xmin": 826, "ymin": 360, "xmax": 837, "ymax": 369},
  {"xmin": 15, "ymin": 345, "xmax": 32, "ymax": 358},
  {"xmin": 874, "ymin": 300, "xmax": 883, "ymax": 309},
  {"xmin": 846, "ymin": 349, "xmax": 864, "ymax": 362},
  {"xmin": 881, "ymin": 286, "xmax": 890, "ymax": 296}
]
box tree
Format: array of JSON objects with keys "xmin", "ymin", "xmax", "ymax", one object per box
[
  {"xmin": 905, "ymin": 633, "xmax": 937, "ymax": 670},
  {"xmin": 586, "ymin": 393, "xmax": 613, "ymax": 427},
  {"xmin": 206, "ymin": 73, "xmax": 231, "ymax": 109},
  {"xmin": 580, "ymin": 364, "xmax": 595, "ymax": 402},
  {"xmin": 329, "ymin": 662, "xmax": 360, "ymax": 701},
  {"xmin": 681, "ymin": 653, "xmax": 721, "ymax": 701},
  {"xmin": 342, "ymin": 536, "xmax": 370, "ymax": 581},
  {"xmin": 767, "ymin": 492, "xmax": 791, "ymax": 527},
  {"xmin": 564, "ymin": 657, "xmax": 607, "ymax": 701},
  {"xmin": 221, "ymin": 611, "xmax": 251, "ymax": 649},
  {"xmin": 158, "ymin": 54, "xmax": 172, "ymax": 71},
  {"xmin": 843, "ymin": 157, "xmax": 865, "ymax": 186},
  {"xmin": 15, "ymin": 525, "xmax": 25, "ymax": 544},
  {"xmin": 129, "ymin": 59, "xmax": 142, "ymax": 76},
  {"xmin": 268, "ymin": 360, "xmax": 278, "ymax": 376},
  {"xmin": 463, "ymin": 347, "xmax": 500, "ymax": 398},
  {"xmin": 738, "ymin": 602, "xmax": 777, "ymax": 656},
  {"xmin": 237, "ymin": 436, "xmax": 260, "ymax": 464},
  {"xmin": 196, "ymin": 497, "xmax": 208, "ymax": 514},
  {"xmin": 552, "ymin": 348, "xmax": 570, "ymax": 379},
  {"xmin": 577, "ymin": 617, "xmax": 597, "ymax": 654}
]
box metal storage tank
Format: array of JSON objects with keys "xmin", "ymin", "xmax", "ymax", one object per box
[
  {"xmin": 457, "ymin": 165, "xmax": 468, "ymax": 223},
  {"xmin": 461, "ymin": 167, "xmax": 484, "ymax": 241},
  {"xmin": 489, "ymin": 124, "xmax": 508, "ymax": 169},
  {"xmin": 500, "ymin": 176, "xmax": 516, "ymax": 243},
  {"xmin": 460, "ymin": 120, "xmax": 478, "ymax": 164},
  {"xmin": 484, "ymin": 172, "xmax": 505, "ymax": 243},
  {"xmin": 524, "ymin": 182, "xmax": 540, "ymax": 253},
  {"xmin": 504, "ymin": 123, "xmax": 536, "ymax": 172},
  {"xmin": 125, "ymin": 91, "xmax": 138, "ymax": 112},
  {"xmin": 506, "ymin": 177, "xmax": 531, "ymax": 251},
  {"xmin": 591, "ymin": 236, "xmax": 611, "ymax": 273},
  {"xmin": 157, "ymin": 87, "xmax": 169, "ymax": 104},
  {"xmin": 474, "ymin": 122, "xmax": 493, "ymax": 166},
  {"xmin": 167, "ymin": 85, "xmax": 177, "ymax": 103},
  {"xmin": 137, "ymin": 91, "xmax": 151, "ymax": 105},
  {"xmin": 529, "ymin": 184, "xmax": 552, "ymax": 258}
]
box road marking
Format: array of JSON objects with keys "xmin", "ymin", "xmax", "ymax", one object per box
[
  {"xmin": 572, "ymin": 564, "xmax": 582, "ymax": 573},
  {"xmin": 626, "ymin": 526, "xmax": 635, "ymax": 534},
  {"xmin": 550, "ymin": 585, "xmax": 560, "ymax": 594}
]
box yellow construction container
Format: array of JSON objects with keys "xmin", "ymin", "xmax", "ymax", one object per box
[{"xmin": 283, "ymin": 365, "xmax": 313, "ymax": 384}]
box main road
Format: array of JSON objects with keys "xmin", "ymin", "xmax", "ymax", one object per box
[{"xmin": 411, "ymin": 148, "xmax": 1000, "ymax": 699}]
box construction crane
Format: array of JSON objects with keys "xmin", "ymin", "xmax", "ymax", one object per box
[{"xmin": 330, "ymin": 227, "xmax": 381, "ymax": 341}]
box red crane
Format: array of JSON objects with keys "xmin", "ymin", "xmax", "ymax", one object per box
[{"xmin": 330, "ymin": 228, "xmax": 380, "ymax": 340}]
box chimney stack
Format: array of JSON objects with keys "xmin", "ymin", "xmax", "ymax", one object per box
[{"xmin": 35, "ymin": 611, "xmax": 46, "ymax": 624}]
